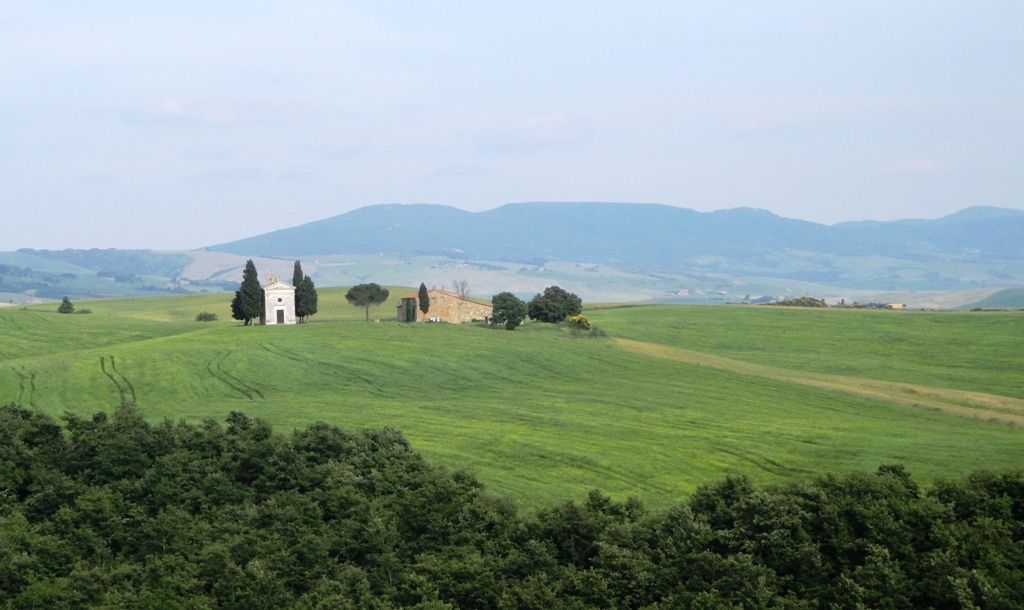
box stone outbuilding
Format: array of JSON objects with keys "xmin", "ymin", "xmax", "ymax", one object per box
[
  {"xmin": 397, "ymin": 288, "xmax": 492, "ymax": 324},
  {"xmin": 261, "ymin": 274, "xmax": 296, "ymax": 325}
]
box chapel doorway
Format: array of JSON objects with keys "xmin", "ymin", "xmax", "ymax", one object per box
[{"xmin": 276, "ymin": 310, "xmax": 285, "ymax": 324}]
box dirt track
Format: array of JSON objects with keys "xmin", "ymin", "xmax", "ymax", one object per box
[{"xmin": 615, "ymin": 338, "xmax": 1024, "ymax": 426}]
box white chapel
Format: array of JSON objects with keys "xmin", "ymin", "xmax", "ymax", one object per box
[{"xmin": 261, "ymin": 274, "xmax": 296, "ymax": 325}]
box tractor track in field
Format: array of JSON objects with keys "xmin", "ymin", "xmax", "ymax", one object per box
[
  {"xmin": 714, "ymin": 445, "xmax": 811, "ymax": 477},
  {"xmin": 10, "ymin": 367, "xmax": 38, "ymax": 408},
  {"xmin": 12, "ymin": 368, "xmax": 24, "ymax": 404},
  {"xmin": 27, "ymin": 370, "xmax": 37, "ymax": 408},
  {"xmin": 614, "ymin": 337, "xmax": 1024, "ymax": 426},
  {"xmin": 100, "ymin": 356, "xmax": 131, "ymax": 406},
  {"xmin": 260, "ymin": 343, "xmax": 381, "ymax": 393},
  {"xmin": 10, "ymin": 367, "xmax": 37, "ymax": 407},
  {"xmin": 108, "ymin": 356, "xmax": 137, "ymax": 404},
  {"xmin": 206, "ymin": 351, "xmax": 264, "ymax": 400}
]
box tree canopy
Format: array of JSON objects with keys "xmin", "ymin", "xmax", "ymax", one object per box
[
  {"xmin": 346, "ymin": 283, "xmax": 390, "ymax": 321},
  {"xmin": 230, "ymin": 259, "xmax": 262, "ymax": 325},
  {"xmin": 1, "ymin": 403, "xmax": 1021, "ymax": 609},
  {"xmin": 289, "ymin": 260, "xmax": 318, "ymax": 323},
  {"xmin": 528, "ymin": 285, "xmax": 583, "ymax": 323},
  {"xmin": 418, "ymin": 282, "xmax": 430, "ymax": 315},
  {"xmin": 57, "ymin": 296, "xmax": 74, "ymax": 314},
  {"xmin": 491, "ymin": 292, "xmax": 527, "ymax": 330},
  {"xmin": 296, "ymin": 275, "xmax": 318, "ymax": 323}
]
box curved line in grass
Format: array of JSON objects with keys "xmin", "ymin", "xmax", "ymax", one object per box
[
  {"xmin": 11, "ymin": 367, "xmax": 25, "ymax": 405},
  {"xmin": 614, "ymin": 338, "xmax": 1024, "ymax": 426},
  {"xmin": 99, "ymin": 356, "xmax": 128, "ymax": 406},
  {"xmin": 215, "ymin": 351, "xmax": 264, "ymax": 400},
  {"xmin": 108, "ymin": 356, "xmax": 137, "ymax": 404},
  {"xmin": 204, "ymin": 351, "xmax": 262, "ymax": 400}
]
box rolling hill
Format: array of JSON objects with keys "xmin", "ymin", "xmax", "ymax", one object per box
[
  {"xmin": 210, "ymin": 202, "xmax": 1024, "ymax": 267},
  {"xmin": 964, "ymin": 287, "xmax": 1024, "ymax": 309},
  {"xmin": 3, "ymin": 203, "xmax": 1023, "ymax": 305},
  {"xmin": 2, "ymin": 291, "xmax": 1021, "ymax": 509}
]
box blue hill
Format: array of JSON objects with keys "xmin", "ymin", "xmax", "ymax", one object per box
[{"xmin": 209, "ymin": 202, "xmax": 1024, "ymax": 269}]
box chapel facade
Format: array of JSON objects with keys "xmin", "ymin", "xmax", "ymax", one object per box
[{"xmin": 261, "ymin": 274, "xmax": 296, "ymax": 325}]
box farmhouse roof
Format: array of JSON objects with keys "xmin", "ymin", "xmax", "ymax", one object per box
[
  {"xmin": 428, "ymin": 289, "xmax": 463, "ymax": 298},
  {"xmin": 404, "ymin": 289, "xmax": 469, "ymax": 299}
]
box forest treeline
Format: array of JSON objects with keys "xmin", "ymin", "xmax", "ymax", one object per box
[{"xmin": 1, "ymin": 404, "xmax": 1021, "ymax": 609}]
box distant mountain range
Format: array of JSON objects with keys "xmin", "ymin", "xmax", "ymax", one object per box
[
  {"xmin": 3, "ymin": 203, "xmax": 1023, "ymax": 307},
  {"xmin": 210, "ymin": 202, "xmax": 1024, "ymax": 269}
]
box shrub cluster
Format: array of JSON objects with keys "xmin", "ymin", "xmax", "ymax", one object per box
[
  {"xmin": 565, "ymin": 314, "xmax": 591, "ymax": 330},
  {"xmin": 765, "ymin": 296, "xmax": 829, "ymax": 308},
  {"xmin": 56, "ymin": 297, "xmax": 75, "ymax": 314},
  {"xmin": 528, "ymin": 286, "xmax": 583, "ymax": 322},
  {"xmin": 1, "ymin": 404, "xmax": 1021, "ymax": 609},
  {"xmin": 195, "ymin": 311, "xmax": 219, "ymax": 322},
  {"xmin": 491, "ymin": 292, "xmax": 527, "ymax": 330}
]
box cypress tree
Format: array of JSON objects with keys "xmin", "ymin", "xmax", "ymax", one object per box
[
  {"xmin": 231, "ymin": 260, "xmax": 263, "ymax": 325},
  {"xmin": 292, "ymin": 260, "xmax": 304, "ymax": 288},
  {"xmin": 418, "ymin": 282, "xmax": 430, "ymax": 316},
  {"xmin": 296, "ymin": 275, "xmax": 318, "ymax": 323},
  {"xmin": 230, "ymin": 290, "xmax": 245, "ymax": 322}
]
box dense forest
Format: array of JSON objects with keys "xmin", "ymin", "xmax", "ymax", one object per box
[{"xmin": 1, "ymin": 404, "xmax": 1021, "ymax": 609}]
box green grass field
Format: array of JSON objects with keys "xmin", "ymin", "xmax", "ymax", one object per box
[{"xmin": 1, "ymin": 290, "xmax": 1022, "ymax": 509}]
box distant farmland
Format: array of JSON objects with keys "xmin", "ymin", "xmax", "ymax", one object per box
[{"xmin": 1, "ymin": 290, "xmax": 1021, "ymax": 509}]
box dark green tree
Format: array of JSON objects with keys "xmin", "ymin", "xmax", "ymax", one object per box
[
  {"xmin": 528, "ymin": 285, "xmax": 583, "ymax": 323},
  {"xmin": 418, "ymin": 282, "xmax": 430, "ymax": 316},
  {"xmin": 230, "ymin": 260, "xmax": 262, "ymax": 326},
  {"xmin": 57, "ymin": 296, "xmax": 75, "ymax": 314},
  {"xmin": 491, "ymin": 292, "xmax": 527, "ymax": 330},
  {"xmin": 230, "ymin": 290, "xmax": 244, "ymax": 322},
  {"xmin": 2, "ymin": 400, "xmax": 1024, "ymax": 610},
  {"xmin": 346, "ymin": 283, "xmax": 389, "ymax": 321},
  {"xmin": 296, "ymin": 276, "xmax": 318, "ymax": 323},
  {"xmin": 292, "ymin": 260, "xmax": 304, "ymax": 288}
]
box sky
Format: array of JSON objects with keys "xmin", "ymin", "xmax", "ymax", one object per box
[{"xmin": 2, "ymin": 1, "xmax": 1022, "ymax": 249}]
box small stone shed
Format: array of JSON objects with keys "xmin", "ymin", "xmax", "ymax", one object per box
[
  {"xmin": 397, "ymin": 288, "xmax": 492, "ymax": 324},
  {"xmin": 261, "ymin": 275, "xmax": 296, "ymax": 325}
]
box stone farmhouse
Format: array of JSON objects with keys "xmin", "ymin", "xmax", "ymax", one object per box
[
  {"xmin": 261, "ymin": 274, "xmax": 296, "ymax": 325},
  {"xmin": 397, "ymin": 288, "xmax": 492, "ymax": 324}
]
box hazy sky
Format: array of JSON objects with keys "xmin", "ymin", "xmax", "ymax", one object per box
[{"xmin": 2, "ymin": 2, "xmax": 1022, "ymax": 249}]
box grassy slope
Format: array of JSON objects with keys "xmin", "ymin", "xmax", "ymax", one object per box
[
  {"xmin": 588, "ymin": 304, "xmax": 1024, "ymax": 400},
  {"xmin": 1, "ymin": 291, "xmax": 1021, "ymax": 509}
]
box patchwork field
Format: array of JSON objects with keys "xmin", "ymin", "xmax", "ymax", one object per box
[{"xmin": 1, "ymin": 290, "xmax": 1021, "ymax": 509}]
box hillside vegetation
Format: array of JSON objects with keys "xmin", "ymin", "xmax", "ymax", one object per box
[
  {"xmin": 2, "ymin": 404, "xmax": 1021, "ymax": 609},
  {"xmin": 1, "ymin": 290, "xmax": 1021, "ymax": 509}
]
